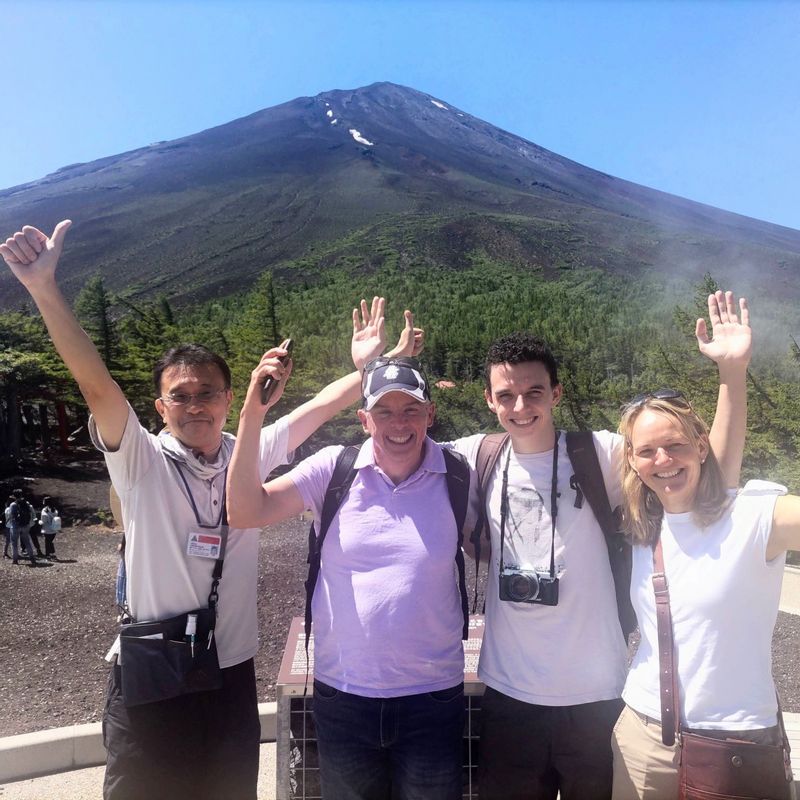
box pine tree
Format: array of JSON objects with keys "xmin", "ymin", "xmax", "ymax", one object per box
[{"xmin": 74, "ymin": 275, "xmax": 120, "ymax": 371}]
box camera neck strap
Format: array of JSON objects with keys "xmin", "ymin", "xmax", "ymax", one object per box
[{"xmin": 499, "ymin": 430, "xmax": 560, "ymax": 578}]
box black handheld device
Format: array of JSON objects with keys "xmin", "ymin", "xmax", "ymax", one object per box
[{"xmin": 261, "ymin": 338, "xmax": 293, "ymax": 405}]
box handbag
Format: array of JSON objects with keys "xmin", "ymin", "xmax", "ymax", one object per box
[
  {"xmin": 119, "ymin": 605, "xmax": 222, "ymax": 707},
  {"xmin": 652, "ymin": 539, "xmax": 793, "ymax": 800},
  {"xmin": 117, "ymin": 514, "xmax": 228, "ymax": 707}
]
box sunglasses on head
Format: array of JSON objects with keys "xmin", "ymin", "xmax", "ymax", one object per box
[{"xmin": 624, "ymin": 388, "xmax": 688, "ymax": 410}]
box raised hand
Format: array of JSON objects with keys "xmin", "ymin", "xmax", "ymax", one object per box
[
  {"xmin": 351, "ymin": 296, "xmax": 386, "ymax": 371},
  {"xmin": 696, "ymin": 290, "xmax": 751, "ymax": 370},
  {"xmin": 385, "ymin": 310, "xmax": 425, "ymax": 358},
  {"xmin": 0, "ymin": 221, "xmax": 72, "ymax": 291},
  {"xmin": 243, "ymin": 346, "xmax": 294, "ymax": 412}
]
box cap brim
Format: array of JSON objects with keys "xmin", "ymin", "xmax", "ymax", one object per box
[{"xmin": 364, "ymin": 386, "xmax": 428, "ymax": 411}]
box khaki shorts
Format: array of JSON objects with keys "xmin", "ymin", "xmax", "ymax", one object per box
[{"xmin": 611, "ymin": 704, "xmax": 788, "ymax": 800}]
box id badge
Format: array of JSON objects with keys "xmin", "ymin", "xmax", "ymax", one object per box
[{"xmin": 187, "ymin": 531, "xmax": 223, "ymax": 559}]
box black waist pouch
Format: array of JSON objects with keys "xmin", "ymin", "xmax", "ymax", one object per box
[{"xmin": 119, "ymin": 607, "xmax": 222, "ymax": 707}]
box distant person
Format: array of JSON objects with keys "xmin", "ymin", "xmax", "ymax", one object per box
[
  {"xmin": 8, "ymin": 488, "xmax": 37, "ymax": 567},
  {"xmin": 27, "ymin": 501, "xmax": 45, "ymax": 558},
  {"xmin": 39, "ymin": 496, "xmax": 61, "ymax": 560},
  {"xmin": 1, "ymin": 217, "xmax": 417, "ymax": 800},
  {"xmin": 3, "ymin": 498, "xmax": 12, "ymax": 559},
  {"xmin": 21, "ymin": 495, "xmax": 44, "ymax": 558}
]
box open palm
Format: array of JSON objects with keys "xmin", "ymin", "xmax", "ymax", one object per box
[{"xmin": 696, "ymin": 290, "xmax": 751, "ymax": 367}]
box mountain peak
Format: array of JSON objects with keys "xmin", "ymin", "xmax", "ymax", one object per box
[{"xmin": 1, "ymin": 83, "xmax": 798, "ymax": 310}]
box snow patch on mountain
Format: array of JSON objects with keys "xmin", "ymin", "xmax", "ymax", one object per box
[
  {"xmin": 430, "ymin": 100, "xmax": 448, "ymax": 110},
  {"xmin": 349, "ymin": 129, "xmax": 374, "ymax": 146}
]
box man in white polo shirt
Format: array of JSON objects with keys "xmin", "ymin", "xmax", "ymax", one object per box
[
  {"xmin": 227, "ymin": 356, "xmax": 469, "ymax": 800},
  {"xmin": 1, "ymin": 220, "xmax": 409, "ymax": 800}
]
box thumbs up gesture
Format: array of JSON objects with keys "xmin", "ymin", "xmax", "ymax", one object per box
[{"xmin": 1, "ymin": 220, "xmax": 72, "ymax": 290}]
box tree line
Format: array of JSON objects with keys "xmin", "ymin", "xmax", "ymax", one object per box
[{"xmin": 3, "ymin": 262, "xmax": 800, "ymax": 500}]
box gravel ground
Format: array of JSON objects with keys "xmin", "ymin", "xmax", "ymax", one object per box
[{"xmin": 1, "ymin": 454, "xmax": 798, "ymax": 738}]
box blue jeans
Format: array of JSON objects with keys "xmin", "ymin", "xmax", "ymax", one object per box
[
  {"xmin": 313, "ymin": 680, "xmax": 465, "ymax": 800},
  {"xmin": 9, "ymin": 526, "xmax": 36, "ymax": 564}
]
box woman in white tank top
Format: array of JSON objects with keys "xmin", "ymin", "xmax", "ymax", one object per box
[{"xmin": 610, "ymin": 301, "xmax": 800, "ymax": 799}]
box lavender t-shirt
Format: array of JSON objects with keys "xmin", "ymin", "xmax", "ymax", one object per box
[{"xmin": 288, "ymin": 438, "xmax": 465, "ymax": 697}]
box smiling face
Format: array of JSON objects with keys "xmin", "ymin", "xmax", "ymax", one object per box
[
  {"xmin": 627, "ymin": 408, "xmax": 709, "ymax": 513},
  {"xmin": 154, "ymin": 363, "xmax": 232, "ymax": 459},
  {"xmin": 485, "ymin": 360, "xmax": 562, "ymax": 453},
  {"xmin": 357, "ymin": 391, "xmax": 435, "ymax": 484}
]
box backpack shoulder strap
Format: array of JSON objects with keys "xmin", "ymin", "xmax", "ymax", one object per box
[
  {"xmin": 565, "ymin": 431, "xmax": 636, "ymax": 640},
  {"xmin": 442, "ymin": 448, "xmax": 470, "ymax": 538},
  {"xmin": 470, "ymin": 432, "xmax": 509, "ymax": 560},
  {"xmin": 476, "ymin": 433, "xmax": 509, "ymax": 497},
  {"xmin": 566, "ymin": 431, "xmax": 615, "ymax": 531},
  {"xmin": 304, "ymin": 446, "xmax": 360, "ymax": 646},
  {"xmin": 317, "ymin": 446, "xmax": 360, "ymax": 548},
  {"xmin": 442, "ymin": 448, "xmax": 471, "ymax": 639}
]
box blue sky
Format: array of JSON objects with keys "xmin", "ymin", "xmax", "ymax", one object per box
[{"xmin": 4, "ymin": 0, "xmax": 800, "ymax": 230}]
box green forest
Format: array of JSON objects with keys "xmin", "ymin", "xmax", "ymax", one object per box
[{"xmin": 3, "ymin": 253, "xmax": 800, "ymax": 495}]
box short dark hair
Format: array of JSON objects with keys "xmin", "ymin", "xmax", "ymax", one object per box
[
  {"xmin": 484, "ymin": 332, "xmax": 559, "ymax": 391},
  {"xmin": 43, "ymin": 496, "xmax": 53, "ymax": 507},
  {"xmin": 153, "ymin": 344, "xmax": 232, "ymax": 395}
]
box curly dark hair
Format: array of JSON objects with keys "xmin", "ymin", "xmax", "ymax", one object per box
[
  {"xmin": 484, "ymin": 332, "xmax": 559, "ymax": 391},
  {"xmin": 153, "ymin": 344, "xmax": 232, "ymax": 394}
]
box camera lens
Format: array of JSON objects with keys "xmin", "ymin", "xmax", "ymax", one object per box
[{"xmin": 509, "ymin": 573, "xmax": 539, "ymax": 602}]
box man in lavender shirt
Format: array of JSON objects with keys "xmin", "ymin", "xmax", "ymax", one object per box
[{"xmin": 228, "ymin": 355, "xmax": 467, "ymax": 800}]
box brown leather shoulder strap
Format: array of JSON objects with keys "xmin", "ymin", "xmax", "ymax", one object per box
[{"xmin": 652, "ymin": 539, "xmax": 680, "ymax": 746}]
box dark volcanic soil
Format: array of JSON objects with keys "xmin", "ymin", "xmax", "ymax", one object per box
[{"xmin": 1, "ymin": 454, "xmax": 799, "ymax": 738}]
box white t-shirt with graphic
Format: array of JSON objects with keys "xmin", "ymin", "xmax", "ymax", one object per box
[{"xmin": 449, "ymin": 430, "xmax": 628, "ymax": 705}]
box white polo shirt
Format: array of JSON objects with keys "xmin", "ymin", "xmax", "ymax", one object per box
[{"xmin": 91, "ymin": 404, "xmax": 290, "ymax": 668}]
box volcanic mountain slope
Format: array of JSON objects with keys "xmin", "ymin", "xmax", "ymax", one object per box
[{"xmin": 1, "ymin": 81, "xmax": 799, "ymax": 308}]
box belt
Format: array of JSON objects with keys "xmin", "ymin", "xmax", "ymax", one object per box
[
  {"xmin": 630, "ymin": 706, "xmax": 662, "ymax": 727},
  {"xmin": 629, "ymin": 706, "xmax": 780, "ymax": 745}
]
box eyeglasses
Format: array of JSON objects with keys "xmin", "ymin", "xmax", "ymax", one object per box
[
  {"xmin": 623, "ymin": 388, "xmax": 688, "ymax": 411},
  {"xmin": 363, "ymin": 356, "xmax": 421, "ymax": 374},
  {"xmin": 159, "ymin": 389, "xmax": 228, "ymax": 406}
]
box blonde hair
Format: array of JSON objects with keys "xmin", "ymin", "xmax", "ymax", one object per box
[{"xmin": 618, "ymin": 397, "xmax": 730, "ymax": 545}]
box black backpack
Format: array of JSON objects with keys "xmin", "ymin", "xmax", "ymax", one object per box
[
  {"xmin": 304, "ymin": 445, "xmax": 472, "ymax": 651},
  {"xmin": 12, "ymin": 501, "xmax": 32, "ymax": 527},
  {"xmin": 470, "ymin": 430, "xmax": 636, "ymax": 642}
]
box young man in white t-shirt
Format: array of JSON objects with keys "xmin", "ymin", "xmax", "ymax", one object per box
[{"xmin": 452, "ymin": 297, "xmax": 751, "ymax": 800}]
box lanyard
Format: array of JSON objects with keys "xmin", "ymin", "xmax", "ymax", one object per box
[
  {"xmin": 173, "ymin": 463, "xmax": 228, "ymax": 530},
  {"xmin": 172, "ymin": 462, "xmax": 228, "ymax": 612},
  {"xmin": 499, "ymin": 431, "xmax": 560, "ymax": 578}
]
